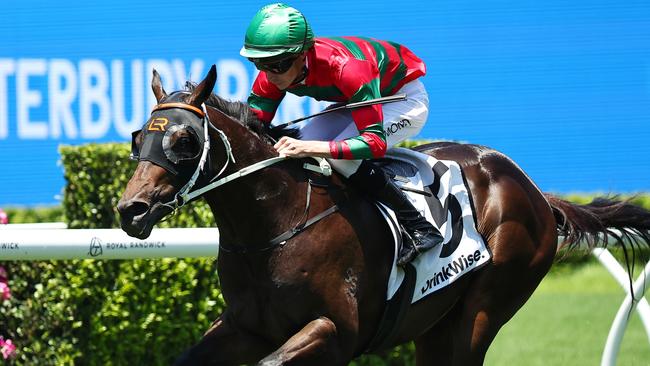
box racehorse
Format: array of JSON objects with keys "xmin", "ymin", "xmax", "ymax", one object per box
[{"xmin": 117, "ymin": 65, "xmax": 650, "ymax": 365}]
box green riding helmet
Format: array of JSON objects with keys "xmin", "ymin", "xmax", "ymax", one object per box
[{"xmin": 240, "ymin": 3, "xmax": 314, "ymax": 61}]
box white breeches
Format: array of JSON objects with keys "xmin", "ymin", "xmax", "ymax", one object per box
[{"xmin": 298, "ymin": 79, "xmax": 429, "ymax": 177}]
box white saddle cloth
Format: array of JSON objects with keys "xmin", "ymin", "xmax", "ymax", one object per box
[{"xmin": 375, "ymin": 148, "xmax": 491, "ymax": 303}]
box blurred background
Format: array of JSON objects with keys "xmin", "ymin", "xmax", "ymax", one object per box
[
  {"xmin": 1, "ymin": 1, "xmax": 649, "ymax": 365},
  {"xmin": 1, "ymin": 0, "xmax": 649, "ymax": 206}
]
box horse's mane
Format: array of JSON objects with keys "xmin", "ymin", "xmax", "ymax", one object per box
[{"xmin": 184, "ymin": 82, "xmax": 299, "ymax": 143}]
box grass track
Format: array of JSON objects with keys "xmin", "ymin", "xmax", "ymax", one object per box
[{"xmin": 485, "ymin": 262, "xmax": 650, "ymax": 366}]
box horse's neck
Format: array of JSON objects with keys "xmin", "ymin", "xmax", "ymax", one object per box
[
  {"xmin": 209, "ymin": 108, "xmax": 277, "ymax": 167},
  {"xmin": 205, "ymin": 108, "xmax": 308, "ymax": 249},
  {"xmin": 206, "ymin": 165, "xmax": 308, "ymax": 250}
]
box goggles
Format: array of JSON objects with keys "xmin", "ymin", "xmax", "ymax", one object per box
[{"xmin": 253, "ymin": 56, "xmax": 298, "ymax": 74}]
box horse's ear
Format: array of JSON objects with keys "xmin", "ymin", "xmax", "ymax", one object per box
[
  {"xmin": 187, "ymin": 65, "xmax": 217, "ymax": 107},
  {"xmin": 151, "ymin": 69, "xmax": 168, "ymax": 103}
]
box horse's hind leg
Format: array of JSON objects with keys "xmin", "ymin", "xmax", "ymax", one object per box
[{"xmin": 415, "ymin": 219, "xmax": 557, "ymax": 366}]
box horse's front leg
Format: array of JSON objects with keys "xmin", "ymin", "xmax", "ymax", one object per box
[
  {"xmin": 258, "ymin": 316, "xmax": 346, "ymax": 366},
  {"xmin": 174, "ymin": 313, "xmax": 273, "ymax": 366}
]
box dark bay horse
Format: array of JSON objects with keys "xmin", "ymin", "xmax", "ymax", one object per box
[{"xmin": 117, "ymin": 65, "xmax": 650, "ymax": 365}]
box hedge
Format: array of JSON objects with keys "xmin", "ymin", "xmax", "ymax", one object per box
[
  {"xmin": 1, "ymin": 206, "xmax": 63, "ymax": 224},
  {"xmin": 1, "ymin": 142, "xmax": 648, "ymax": 365}
]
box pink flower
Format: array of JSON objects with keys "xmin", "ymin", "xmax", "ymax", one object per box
[
  {"xmin": 0, "ymin": 209, "xmax": 8, "ymax": 225},
  {"xmin": 0, "ymin": 267, "xmax": 9, "ymax": 301},
  {"xmin": 0, "ymin": 282, "xmax": 10, "ymax": 300},
  {"xmin": 0, "ymin": 337, "xmax": 16, "ymax": 359}
]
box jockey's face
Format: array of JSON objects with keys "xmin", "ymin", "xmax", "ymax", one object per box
[{"xmin": 262, "ymin": 53, "xmax": 306, "ymax": 90}]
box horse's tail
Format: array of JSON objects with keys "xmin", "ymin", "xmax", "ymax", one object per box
[{"xmin": 544, "ymin": 194, "xmax": 650, "ymax": 251}]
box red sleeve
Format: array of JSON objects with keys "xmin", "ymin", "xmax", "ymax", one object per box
[
  {"xmin": 248, "ymin": 72, "xmax": 285, "ymax": 124},
  {"xmin": 337, "ymin": 58, "xmax": 383, "ymax": 130},
  {"xmin": 332, "ymin": 59, "xmax": 387, "ymax": 159}
]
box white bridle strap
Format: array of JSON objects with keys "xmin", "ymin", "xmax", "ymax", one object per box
[
  {"xmin": 171, "ymin": 104, "xmax": 215, "ymax": 206},
  {"xmin": 178, "ymin": 156, "xmax": 332, "ymax": 204}
]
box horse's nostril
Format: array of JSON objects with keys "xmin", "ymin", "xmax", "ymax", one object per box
[{"xmin": 121, "ymin": 200, "xmax": 150, "ymax": 218}]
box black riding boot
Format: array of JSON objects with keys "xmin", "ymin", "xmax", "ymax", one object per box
[{"xmin": 348, "ymin": 161, "xmax": 444, "ymax": 266}]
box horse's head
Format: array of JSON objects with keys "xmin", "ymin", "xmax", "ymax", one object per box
[{"xmin": 117, "ymin": 66, "xmax": 219, "ymax": 239}]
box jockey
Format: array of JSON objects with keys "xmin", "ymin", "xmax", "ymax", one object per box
[{"xmin": 240, "ymin": 3, "xmax": 443, "ymax": 265}]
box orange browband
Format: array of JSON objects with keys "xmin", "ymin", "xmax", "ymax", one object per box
[{"xmin": 151, "ymin": 102, "xmax": 205, "ymax": 117}]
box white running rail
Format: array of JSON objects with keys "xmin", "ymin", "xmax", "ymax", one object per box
[
  {"xmin": 0, "ymin": 225, "xmax": 219, "ymax": 260},
  {"xmin": 591, "ymin": 248, "xmax": 650, "ymax": 366}
]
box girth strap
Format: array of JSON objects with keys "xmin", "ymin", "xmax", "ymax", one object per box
[{"xmin": 268, "ymin": 204, "xmax": 339, "ymax": 247}]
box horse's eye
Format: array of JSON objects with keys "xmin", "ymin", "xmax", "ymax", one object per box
[
  {"xmin": 162, "ymin": 126, "xmax": 202, "ymax": 164},
  {"xmin": 171, "ymin": 131, "xmax": 200, "ymax": 160},
  {"xmin": 175, "ymin": 134, "xmax": 194, "ymax": 150}
]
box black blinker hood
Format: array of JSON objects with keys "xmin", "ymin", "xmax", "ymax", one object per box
[{"xmin": 132, "ymin": 108, "xmax": 207, "ymax": 178}]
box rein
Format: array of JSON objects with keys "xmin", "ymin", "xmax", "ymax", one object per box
[{"xmin": 149, "ymin": 101, "xmax": 337, "ymax": 252}]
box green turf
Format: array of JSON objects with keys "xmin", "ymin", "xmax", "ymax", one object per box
[{"xmin": 485, "ymin": 263, "xmax": 650, "ymax": 366}]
